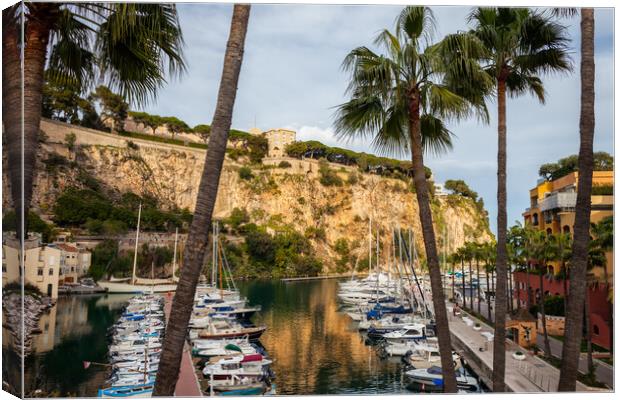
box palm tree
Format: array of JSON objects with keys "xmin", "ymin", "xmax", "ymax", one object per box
[
  {"xmin": 458, "ymin": 246, "xmax": 467, "ymax": 308},
  {"xmin": 334, "ymin": 7, "xmax": 490, "ymax": 392},
  {"xmin": 465, "ymin": 242, "xmax": 476, "ymax": 311},
  {"xmin": 473, "ymin": 243, "xmax": 484, "ymax": 315},
  {"xmin": 530, "ymin": 230, "xmax": 553, "ymax": 357},
  {"xmin": 448, "ymin": 252, "xmax": 458, "ymax": 302},
  {"xmin": 508, "ymin": 223, "xmax": 529, "ymax": 312},
  {"xmin": 584, "ymin": 239, "xmax": 606, "ymax": 374},
  {"xmin": 483, "ymin": 241, "xmax": 496, "ymax": 320},
  {"xmin": 2, "ymin": 3, "xmax": 185, "ymax": 237},
  {"xmin": 559, "ymin": 8, "xmax": 595, "ymax": 391},
  {"xmin": 590, "ymin": 216, "xmax": 613, "ymax": 353},
  {"xmin": 152, "ymin": 4, "xmax": 251, "ymax": 395},
  {"xmin": 552, "ymin": 232, "xmax": 572, "ymax": 312},
  {"xmin": 469, "ymin": 7, "xmax": 571, "ymax": 391}
]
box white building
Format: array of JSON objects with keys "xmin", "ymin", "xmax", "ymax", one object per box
[
  {"xmin": 2, "ymin": 234, "xmax": 61, "ymax": 298},
  {"xmin": 2, "ymin": 234, "xmax": 92, "ymax": 298}
]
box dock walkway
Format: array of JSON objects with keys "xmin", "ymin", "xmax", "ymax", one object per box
[
  {"xmin": 163, "ymin": 294, "xmax": 202, "ymax": 396},
  {"xmin": 447, "ymin": 306, "xmax": 594, "ymax": 392}
]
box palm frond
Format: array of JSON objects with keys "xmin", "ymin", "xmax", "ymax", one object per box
[
  {"xmin": 505, "ymin": 71, "xmax": 545, "ymax": 103},
  {"xmin": 44, "ymin": 3, "xmax": 186, "ymax": 106},
  {"xmin": 420, "ymin": 114, "xmax": 453, "ymax": 156},
  {"xmin": 396, "ymin": 6, "xmax": 435, "ymax": 45}
]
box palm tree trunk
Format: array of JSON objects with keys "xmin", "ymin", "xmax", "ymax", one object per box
[
  {"xmin": 469, "ymin": 260, "xmax": 474, "ymax": 311},
  {"xmin": 516, "ymin": 268, "xmax": 521, "ymax": 311},
  {"xmin": 584, "ymin": 288, "xmax": 594, "ymax": 373},
  {"xmin": 3, "ymin": 5, "xmax": 56, "ymax": 237},
  {"xmin": 602, "ymin": 268, "xmax": 613, "ymax": 353},
  {"xmin": 461, "ymin": 259, "xmax": 466, "ymax": 308},
  {"xmin": 486, "ymin": 268, "xmax": 492, "ymax": 321},
  {"xmin": 476, "ymin": 259, "xmax": 481, "ymax": 315},
  {"xmin": 492, "ymin": 72, "xmax": 509, "ymax": 392},
  {"xmin": 451, "ymin": 263, "xmax": 456, "ymax": 302},
  {"xmin": 539, "ymin": 264, "xmax": 552, "ymax": 357},
  {"xmin": 562, "ymin": 261, "xmax": 568, "ymax": 312},
  {"xmin": 2, "ymin": 7, "xmax": 22, "ymax": 230},
  {"xmin": 408, "ymin": 92, "xmax": 457, "ymax": 393},
  {"xmin": 508, "ymin": 265, "xmax": 514, "ymax": 313},
  {"xmin": 526, "ymin": 263, "xmax": 532, "ymax": 309},
  {"xmin": 152, "ymin": 5, "xmax": 251, "ymax": 395},
  {"xmin": 559, "ymin": 9, "xmax": 595, "ymax": 391}
]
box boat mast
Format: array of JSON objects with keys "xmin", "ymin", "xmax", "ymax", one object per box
[
  {"xmin": 218, "ymin": 231, "xmax": 223, "ymax": 300},
  {"xmin": 172, "ymin": 227, "xmax": 178, "ymax": 282},
  {"xmin": 211, "ymin": 222, "xmax": 217, "ymax": 287},
  {"xmin": 368, "ymin": 217, "xmax": 372, "ymax": 277},
  {"xmin": 375, "ymin": 227, "xmax": 380, "ymax": 300},
  {"xmin": 131, "ymin": 202, "xmax": 142, "ymax": 285}
]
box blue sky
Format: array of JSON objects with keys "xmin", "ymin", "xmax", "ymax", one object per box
[{"xmin": 143, "ymin": 4, "xmax": 615, "ymax": 236}]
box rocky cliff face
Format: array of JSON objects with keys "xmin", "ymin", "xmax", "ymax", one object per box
[{"xmin": 8, "ymin": 121, "xmax": 493, "ymax": 270}]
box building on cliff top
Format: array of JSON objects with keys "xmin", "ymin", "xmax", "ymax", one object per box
[{"xmin": 249, "ymin": 127, "xmax": 296, "ymax": 158}]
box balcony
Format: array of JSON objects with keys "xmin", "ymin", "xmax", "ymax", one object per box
[{"xmin": 539, "ymin": 192, "xmax": 577, "ymax": 212}]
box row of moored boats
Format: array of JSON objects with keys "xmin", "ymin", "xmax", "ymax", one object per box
[
  {"xmin": 339, "ymin": 272, "xmax": 482, "ymax": 393},
  {"xmin": 98, "ymin": 295, "xmax": 166, "ymax": 397}
]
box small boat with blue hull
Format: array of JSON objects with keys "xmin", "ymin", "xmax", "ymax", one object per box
[{"xmin": 97, "ymin": 383, "xmax": 154, "ymax": 398}]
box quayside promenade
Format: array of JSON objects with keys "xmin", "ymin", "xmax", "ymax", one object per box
[
  {"xmin": 447, "ymin": 305, "xmax": 599, "ymax": 392},
  {"xmin": 163, "ymin": 294, "xmax": 202, "ymax": 396}
]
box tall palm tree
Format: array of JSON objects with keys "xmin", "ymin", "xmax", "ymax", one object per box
[
  {"xmin": 2, "ymin": 3, "xmax": 185, "ymax": 237},
  {"xmin": 334, "ymin": 7, "xmax": 490, "ymax": 392},
  {"xmin": 469, "ymin": 7, "xmax": 571, "ymax": 391},
  {"xmin": 559, "ymin": 8, "xmax": 595, "ymax": 391},
  {"xmin": 153, "ymin": 4, "xmax": 251, "ymax": 395}
]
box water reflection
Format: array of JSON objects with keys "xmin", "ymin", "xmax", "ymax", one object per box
[
  {"xmin": 239, "ymin": 279, "xmax": 408, "ymax": 395},
  {"xmin": 4, "ymin": 280, "xmax": 416, "ymax": 396},
  {"xmin": 2, "ymin": 294, "xmax": 132, "ymax": 397}
]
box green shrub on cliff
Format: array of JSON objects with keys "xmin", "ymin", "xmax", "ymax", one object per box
[{"xmin": 318, "ymin": 160, "xmax": 343, "ymax": 187}]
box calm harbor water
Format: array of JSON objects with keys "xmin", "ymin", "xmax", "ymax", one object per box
[{"xmin": 3, "ymin": 279, "xmax": 468, "ymax": 396}]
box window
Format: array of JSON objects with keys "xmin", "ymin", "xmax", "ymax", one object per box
[
  {"xmin": 49, "ymin": 268, "xmax": 54, "ymax": 276},
  {"xmin": 37, "ymin": 268, "xmax": 44, "ymax": 276}
]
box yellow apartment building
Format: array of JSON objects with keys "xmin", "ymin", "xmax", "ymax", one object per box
[{"xmin": 522, "ymin": 170, "xmax": 613, "ymax": 279}]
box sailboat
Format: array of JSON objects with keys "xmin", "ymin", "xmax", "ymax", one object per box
[{"xmin": 98, "ymin": 203, "xmax": 178, "ymax": 294}]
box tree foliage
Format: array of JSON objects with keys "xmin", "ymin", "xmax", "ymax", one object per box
[
  {"xmin": 91, "ymin": 86, "xmax": 129, "ymax": 133},
  {"xmin": 285, "ymin": 140, "xmax": 432, "ymax": 181},
  {"xmin": 538, "ymin": 152, "xmax": 613, "ymax": 181},
  {"xmin": 52, "ymin": 188, "xmax": 191, "ymax": 232}
]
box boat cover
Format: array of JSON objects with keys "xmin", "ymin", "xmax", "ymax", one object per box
[
  {"xmin": 225, "ymin": 344, "xmax": 243, "ymax": 352},
  {"xmin": 241, "ymin": 354, "xmax": 263, "ymax": 363}
]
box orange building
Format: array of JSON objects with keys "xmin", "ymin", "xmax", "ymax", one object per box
[
  {"xmin": 517, "ymin": 170, "xmax": 613, "ymax": 350},
  {"xmin": 522, "ymin": 170, "xmax": 613, "ymax": 278}
]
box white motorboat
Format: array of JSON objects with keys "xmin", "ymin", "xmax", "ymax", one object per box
[
  {"xmin": 202, "ymin": 354, "xmax": 272, "ymax": 378},
  {"xmin": 405, "ymin": 366, "xmax": 480, "ymax": 392},
  {"xmin": 380, "ymin": 323, "xmax": 428, "ymax": 341},
  {"xmin": 197, "ymin": 343, "xmax": 258, "ymax": 358}
]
